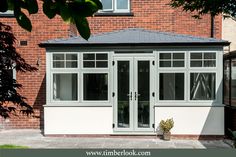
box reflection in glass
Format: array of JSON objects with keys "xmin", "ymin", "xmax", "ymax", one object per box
[
  {"xmin": 83, "ymin": 73, "xmax": 108, "ymax": 100},
  {"xmin": 224, "ymin": 60, "xmax": 230, "ymax": 105},
  {"xmin": 117, "ymin": 0, "xmax": 128, "ymax": 9},
  {"xmin": 190, "ymin": 73, "xmax": 215, "ymax": 100},
  {"xmin": 138, "ymin": 61, "xmax": 150, "ymax": 128},
  {"xmin": 160, "ymin": 73, "xmax": 184, "ymax": 100},
  {"xmin": 53, "ymin": 74, "xmax": 77, "ymax": 100},
  {"xmin": 118, "ymin": 61, "xmax": 130, "ymax": 128},
  {"xmin": 231, "ymin": 59, "xmax": 236, "ymax": 106}
]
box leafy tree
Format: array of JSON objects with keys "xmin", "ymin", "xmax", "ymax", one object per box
[
  {"xmin": 169, "ymin": 0, "xmax": 236, "ymax": 18},
  {"xmin": 0, "ymin": 0, "xmax": 102, "ymax": 40},
  {"xmin": 0, "ymin": 22, "xmax": 37, "ymax": 118}
]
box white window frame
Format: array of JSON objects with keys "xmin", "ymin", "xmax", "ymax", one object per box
[
  {"xmin": 52, "ymin": 53, "xmax": 78, "ymax": 69},
  {"xmin": 157, "ymin": 71, "xmax": 187, "ymax": 103},
  {"xmin": 51, "ymin": 72, "xmax": 79, "ymax": 102},
  {"xmin": 189, "ymin": 51, "xmax": 217, "ymax": 69},
  {"xmin": 188, "ymin": 71, "xmax": 217, "ymax": 102},
  {"xmin": 82, "ymin": 52, "xmax": 109, "ymax": 69},
  {"xmin": 0, "ymin": 10, "xmax": 14, "ymax": 16},
  {"xmin": 47, "ymin": 51, "xmax": 111, "ymax": 106},
  {"xmin": 156, "ymin": 50, "xmax": 220, "ymax": 104},
  {"xmin": 100, "ymin": 0, "xmax": 130, "ymax": 13},
  {"xmin": 81, "ymin": 71, "xmax": 110, "ymax": 103},
  {"xmin": 188, "ymin": 51, "xmax": 218, "ymax": 102},
  {"xmin": 50, "ymin": 52, "xmax": 80, "ymax": 103},
  {"xmin": 158, "ymin": 51, "xmax": 186, "ymax": 68}
]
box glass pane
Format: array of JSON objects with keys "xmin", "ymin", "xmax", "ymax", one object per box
[
  {"xmin": 96, "ymin": 53, "xmax": 108, "ymax": 60},
  {"xmin": 204, "ymin": 60, "xmax": 216, "ymax": 67},
  {"xmin": 101, "ymin": 0, "xmax": 113, "ymax": 10},
  {"xmin": 190, "ymin": 61, "xmax": 202, "ymax": 67},
  {"xmin": 117, "ymin": 0, "xmax": 128, "ymax": 9},
  {"xmin": 173, "ymin": 53, "xmax": 184, "ymax": 59},
  {"xmin": 96, "ymin": 61, "xmax": 108, "ymax": 68},
  {"xmin": 53, "ymin": 61, "xmax": 64, "ymax": 68},
  {"xmin": 66, "ymin": 54, "xmax": 77, "ymax": 60},
  {"xmin": 224, "ymin": 60, "xmax": 230, "ymax": 105},
  {"xmin": 204, "ymin": 53, "xmax": 216, "ymax": 59},
  {"xmin": 191, "ymin": 53, "xmax": 202, "ymax": 59},
  {"xmin": 83, "ymin": 54, "xmax": 95, "ymax": 60},
  {"xmin": 160, "ymin": 61, "xmax": 171, "ymax": 67},
  {"xmin": 83, "ymin": 61, "xmax": 95, "ymax": 68},
  {"xmin": 160, "ymin": 53, "xmax": 171, "ymax": 59},
  {"xmin": 160, "ymin": 73, "xmax": 184, "ymax": 100},
  {"xmin": 66, "ymin": 61, "xmax": 77, "ymax": 68},
  {"xmin": 232, "ymin": 59, "xmax": 236, "ymax": 106},
  {"xmin": 83, "ymin": 73, "xmax": 108, "ymax": 100},
  {"xmin": 173, "ymin": 61, "xmax": 184, "ymax": 67},
  {"xmin": 190, "ymin": 73, "xmax": 215, "ymax": 100},
  {"xmin": 118, "ymin": 61, "xmax": 130, "ymax": 128},
  {"xmin": 53, "ymin": 54, "xmax": 64, "ymax": 60},
  {"xmin": 53, "ymin": 74, "xmax": 78, "ymax": 101},
  {"xmin": 138, "ymin": 61, "xmax": 150, "ymax": 128}
]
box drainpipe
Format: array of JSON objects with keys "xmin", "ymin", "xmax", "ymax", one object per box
[{"xmin": 211, "ymin": 15, "xmax": 215, "ymax": 38}]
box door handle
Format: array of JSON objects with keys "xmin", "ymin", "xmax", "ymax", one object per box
[
  {"xmin": 135, "ymin": 92, "xmax": 141, "ymax": 100},
  {"xmin": 127, "ymin": 92, "xmax": 132, "ymax": 100}
]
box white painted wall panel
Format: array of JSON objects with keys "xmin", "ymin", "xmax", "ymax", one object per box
[
  {"xmin": 155, "ymin": 107, "xmax": 224, "ymax": 135},
  {"xmin": 44, "ymin": 107, "xmax": 113, "ymax": 134}
]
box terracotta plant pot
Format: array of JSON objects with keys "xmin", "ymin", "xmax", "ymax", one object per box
[{"xmin": 163, "ymin": 132, "xmax": 171, "ymax": 141}]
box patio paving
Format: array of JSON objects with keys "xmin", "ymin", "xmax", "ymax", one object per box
[{"xmin": 0, "ymin": 129, "xmax": 232, "ymax": 149}]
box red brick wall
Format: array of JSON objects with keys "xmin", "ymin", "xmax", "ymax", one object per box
[
  {"xmin": 0, "ymin": 0, "xmax": 222, "ymax": 130},
  {"xmin": 88, "ymin": 0, "xmax": 221, "ymax": 38},
  {"xmin": 0, "ymin": 1, "xmax": 71, "ymax": 129}
]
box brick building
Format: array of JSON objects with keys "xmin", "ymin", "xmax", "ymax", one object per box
[{"xmin": 0, "ymin": 0, "xmax": 229, "ymax": 137}]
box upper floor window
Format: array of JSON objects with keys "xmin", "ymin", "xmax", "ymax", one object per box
[
  {"xmin": 0, "ymin": 11, "xmax": 14, "ymax": 17},
  {"xmin": 190, "ymin": 52, "xmax": 216, "ymax": 67},
  {"xmin": 100, "ymin": 0, "xmax": 130, "ymax": 12}
]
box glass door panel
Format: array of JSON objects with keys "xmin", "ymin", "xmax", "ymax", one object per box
[
  {"xmin": 137, "ymin": 61, "xmax": 150, "ymax": 128},
  {"xmin": 117, "ymin": 61, "xmax": 130, "ymax": 128}
]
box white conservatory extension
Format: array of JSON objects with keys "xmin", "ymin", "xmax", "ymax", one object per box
[{"xmin": 40, "ymin": 29, "xmax": 229, "ymax": 136}]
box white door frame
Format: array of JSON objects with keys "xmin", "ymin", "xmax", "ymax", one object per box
[{"xmin": 113, "ymin": 55, "xmax": 155, "ymax": 132}]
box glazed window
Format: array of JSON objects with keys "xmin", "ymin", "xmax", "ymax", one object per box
[
  {"xmin": 190, "ymin": 52, "xmax": 216, "ymax": 67},
  {"xmin": 100, "ymin": 0, "xmax": 130, "ymax": 12},
  {"xmin": 0, "ymin": 11, "xmax": 14, "ymax": 17},
  {"xmin": 53, "ymin": 54, "xmax": 78, "ymax": 68},
  {"xmin": 159, "ymin": 53, "xmax": 185, "ymax": 67},
  {"xmin": 53, "ymin": 73, "xmax": 78, "ymax": 101},
  {"xmin": 159, "ymin": 73, "xmax": 185, "ymax": 100},
  {"xmin": 190, "ymin": 73, "xmax": 216, "ymax": 100},
  {"xmin": 83, "ymin": 73, "xmax": 108, "ymax": 101},
  {"xmin": 83, "ymin": 53, "xmax": 108, "ymax": 68}
]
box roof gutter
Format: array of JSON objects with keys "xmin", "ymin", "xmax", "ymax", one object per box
[{"xmin": 39, "ymin": 42, "xmax": 230, "ymax": 48}]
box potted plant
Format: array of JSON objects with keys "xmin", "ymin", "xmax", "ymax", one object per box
[
  {"xmin": 228, "ymin": 129, "xmax": 236, "ymax": 148},
  {"xmin": 159, "ymin": 118, "xmax": 174, "ymax": 141}
]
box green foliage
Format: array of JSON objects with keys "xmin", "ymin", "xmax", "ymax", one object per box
[
  {"xmin": 0, "ymin": 144, "xmax": 29, "ymax": 149},
  {"xmin": 159, "ymin": 118, "xmax": 174, "ymax": 133},
  {"xmin": 0, "ymin": 22, "xmax": 37, "ymax": 118},
  {"xmin": 169, "ymin": 0, "xmax": 236, "ymax": 18},
  {"xmin": 228, "ymin": 129, "xmax": 236, "ymax": 148},
  {"xmin": 0, "ymin": 0, "xmax": 103, "ymax": 40}
]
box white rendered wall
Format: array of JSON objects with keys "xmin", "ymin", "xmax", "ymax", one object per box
[
  {"xmin": 44, "ymin": 107, "xmax": 113, "ymax": 134},
  {"xmin": 155, "ymin": 107, "xmax": 224, "ymax": 135}
]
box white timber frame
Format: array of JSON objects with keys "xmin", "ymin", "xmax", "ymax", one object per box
[{"xmin": 44, "ymin": 47, "xmax": 224, "ymax": 135}]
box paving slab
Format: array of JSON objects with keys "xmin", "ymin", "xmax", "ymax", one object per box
[{"xmin": 0, "ymin": 129, "xmax": 232, "ymax": 149}]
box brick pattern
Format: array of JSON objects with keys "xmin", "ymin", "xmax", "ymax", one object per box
[{"xmin": 0, "ymin": 0, "xmax": 222, "ymax": 130}]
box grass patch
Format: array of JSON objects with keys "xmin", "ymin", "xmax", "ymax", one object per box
[{"xmin": 0, "ymin": 144, "xmax": 29, "ymax": 149}]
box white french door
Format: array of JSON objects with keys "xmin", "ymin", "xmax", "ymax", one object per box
[{"xmin": 113, "ymin": 56, "xmax": 155, "ymax": 132}]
